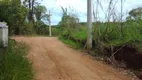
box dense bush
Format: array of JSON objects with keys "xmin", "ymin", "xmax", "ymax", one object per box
[
  {"xmin": 35, "ymin": 21, "xmax": 49, "ymax": 35},
  {"xmin": 19, "ymin": 22, "xmax": 35, "ymax": 35},
  {"xmin": 51, "ymin": 27, "xmax": 60, "ymax": 36},
  {"xmin": 0, "ymin": 0, "xmax": 50, "ymax": 36},
  {"xmin": 0, "ymin": 0, "xmax": 27, "ymax": 35}
]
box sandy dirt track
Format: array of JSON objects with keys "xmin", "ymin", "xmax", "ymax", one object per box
[{"xmin": 13, "ymin": 37, "xmax": 130, "ymax": 80}]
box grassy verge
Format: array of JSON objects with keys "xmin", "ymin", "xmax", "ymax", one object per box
[
  {"xmin": 59, "ymin": 35, "xmax": 83, "ymax": 49},
  {"xmin": 0, "ymin": 39, "xmax": 34, "ymax": 80}
]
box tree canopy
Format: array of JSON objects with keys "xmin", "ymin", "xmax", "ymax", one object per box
[{"xmin": 0, "ymin": 0, "xmax": 49, "ymax": 35}]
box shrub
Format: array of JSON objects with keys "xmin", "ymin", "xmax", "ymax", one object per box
[
  {"xmin": 35, "ymin": 21, "xmax": 49, "ymax": 35},
  {"xmin": 19, "ymin": 22, "xmax": 35, "ymax": 35},
  {"xmin": 52, "ymin": 27, "xmax": 60, "ymax": 36}
]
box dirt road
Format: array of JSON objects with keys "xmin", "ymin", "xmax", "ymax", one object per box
[{"xmin": 13, "ymin": 37, "xmax": 130, "ymax": 80}]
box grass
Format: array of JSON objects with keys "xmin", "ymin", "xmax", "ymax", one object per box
[
  {"xmin": 70, "ymin": 27, "xmax": 87, "ymax": 41},
  {"xmin": 58, "ymin": 26, "xmax": 87, "ymax": 49},
  {"xmin": 59, "ymin": 35, "xmax": 83, "ymax": 49},
  {"xmin": 0, "ymin": 39, "xmax": 34, "ymax": 80}
]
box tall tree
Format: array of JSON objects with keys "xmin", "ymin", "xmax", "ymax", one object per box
[{"xmin": 0, "ymin": 0, "xmax": 26, "ymax": 34}]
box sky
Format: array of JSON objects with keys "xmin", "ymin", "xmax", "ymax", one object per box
[{"xmin": 38, "ymin": 0, "xmax": 142, "ymax": 25}]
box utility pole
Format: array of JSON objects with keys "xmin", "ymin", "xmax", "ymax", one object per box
[
  {"xmin": 87, "ymin": 0, "xmax": 92, "ymax": 50},
  {"xmin": 120, "ymin": 0, "xmax": 123, "ymax": 36},
  {"xmin": 49, "ymin": 10, "xmax": 52, "ymax": 36},
  {"xmin": 121, "ymin": 0, "xmax": 123, "ymax": 23}
]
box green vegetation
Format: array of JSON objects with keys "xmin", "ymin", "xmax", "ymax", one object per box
[
  {"xmin": 51, "ymin": 27, "xmax": 60, "ymax": 36},
  {"xmin": 70, "ymin": 27, "xmax": 87, "ymax": 41},
  {"xmin": 59, "ymin": 35, "xmax": 83, "ymax": 49},
  {"xmin": 0, "ymin": 0, "xmax": 53, "ymax": 36},
  {"xmin": 0, "ymin": 39, "xmax": 33, "ymax": 80},
  {"xmin": 57, "ymin": 7, "xmax": 85, "ymax": 49},
  {"xmin": 58, "ymin": 7, "xmax": 142, "ymax": 75},
  {"xmin": 0, "ymin": 0, "xmax": 142, "ymax": 79}
]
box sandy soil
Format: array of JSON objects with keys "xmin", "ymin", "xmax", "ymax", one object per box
[{"xmin": 13, "ymin": 37, "xmax": 131, "ymax": 80}]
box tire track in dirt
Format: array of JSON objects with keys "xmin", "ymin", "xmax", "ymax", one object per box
[{"xmin": 13, "ymin": 37, "xmax": 131, "ymax": 80}]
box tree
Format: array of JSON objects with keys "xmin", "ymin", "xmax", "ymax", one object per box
[
  {"xmin": 128, "ymin": 7, "xmax": 142, "ymax": 20},
  {"xmin": 0, "ymin": 0, "xmax": 26, "ymax": 34},
  {"xmin": 59, "ymin": 7, "xmax": 79, "ymax": 30},
  {"xmin": 34, "ymin": 4, "xmax": 47, "ymax": 21},
  {"xmin": 58, "ymin": 7, "xmax": 80, "ymax": 39},
  {"xmin": 34, "ymin": 4, "xmax": 51, "ymax": 35}
]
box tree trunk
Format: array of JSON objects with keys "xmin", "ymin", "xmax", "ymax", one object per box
[{"xmin": 28, "ymin": 0, "xmax": 34, "ymax": 22}]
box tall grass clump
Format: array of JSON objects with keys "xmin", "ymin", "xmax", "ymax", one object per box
[{"xmin": 0, "ymin": 39, "xmax": 33, "ymax": 80}]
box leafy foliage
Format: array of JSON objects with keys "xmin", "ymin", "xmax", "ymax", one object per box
[
  {"xmin": 59, "ymin": 7, "xmax": 80, "ymax": 37},
  {"xmin": 0, "ymin": 0, "xmax": 50, "ymax": 35},
  {"xmin": 0, "ymin": 0, "xmax": 27, "ymax": 35},
  {"xmin": 58, "ymin": 7, "xmax": 85, "ymax": 48},
  {"xmin": 35, "ymin": 21, "xmax": 49, "ymax": 35},
  {"xmin": 34, "ymin": 4, "xmax": 49, "ymax": 21}
]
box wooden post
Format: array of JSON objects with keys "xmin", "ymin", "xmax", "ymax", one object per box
[{"xmin": 49, "ymin": 10, "xmax": 52, "ymax": 36}]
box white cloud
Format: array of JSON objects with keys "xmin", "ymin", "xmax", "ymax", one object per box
[
  {"xmin": 39, "ymin": 0, "xmax": 142, "ymax": 25},
  {"xmin": 56, "ymin": 0, "xmax": 87, "ymax": 13}
]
